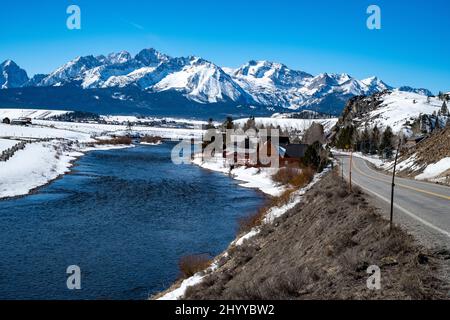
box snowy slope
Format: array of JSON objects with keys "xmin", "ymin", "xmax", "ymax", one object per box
[
  {"xmin": 0, "ymin": 141, "xmax": 80, "ymax": 198},
  {"xmin": 0, "ymin": 123, "xmax": 93, "ymax": 141},
  {"xmin": 357, "ymin": 90, "xmax": 442, "ymax": 132},
  {"xmin": 0, "ymin": 109, "xmax": 70, "ymax": 120},
  {"xmin": 0, "ymin": 138, "xmax": 18, "ymax": 153},
  {"xmin": 153, "ymin": 57, "xmax": 251, "ymax": 103}
]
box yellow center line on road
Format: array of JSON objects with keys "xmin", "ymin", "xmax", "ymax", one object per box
[{"xmin": 351, "ymin": 159, "xmax": 450, "ymax": 201}]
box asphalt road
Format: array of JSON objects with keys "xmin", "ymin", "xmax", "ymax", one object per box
[{"xmin": 338, "ymin": 155, "xmax": 450, "ymax": 250}]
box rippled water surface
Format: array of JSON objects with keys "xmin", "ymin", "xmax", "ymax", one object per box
[{"xmin": 0, "ymin": 143, "xmax": 264, "ymax": 299}]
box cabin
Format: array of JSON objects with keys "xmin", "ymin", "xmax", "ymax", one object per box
[
  {"xmin": 11, "ymin": 117, "xmax": 32, "ymax": 126},
  {"xmin": 404, "ymin": 135, "xmax": 426, "ymax": 149},
  {"xmin": 2, "ymin": 117, "xmax": 10, "ymax": 124},
  {"xmin": 279, "ymin": 144, "xmax": 309, "ymax": 159}
]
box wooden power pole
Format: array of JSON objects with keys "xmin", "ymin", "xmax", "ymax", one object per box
[{"xmin": 390, "ymin": 140, "xmax": 402, "ymax": 232}]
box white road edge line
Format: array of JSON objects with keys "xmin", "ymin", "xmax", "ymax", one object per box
[{"xmin": 351, "ymin": 179, "xmax": 450, "ymax": 239}]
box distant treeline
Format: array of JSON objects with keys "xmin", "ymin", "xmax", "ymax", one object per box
[{"xmin": 49, "ymin": 111, "xmax": 101, "ymax": 122}]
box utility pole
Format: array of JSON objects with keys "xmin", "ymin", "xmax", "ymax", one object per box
[{"xmin": 390, "ymin": 140, "xmax": 402, "ymax": 232}]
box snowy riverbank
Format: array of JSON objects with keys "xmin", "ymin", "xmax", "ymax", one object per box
[
  {"xmin": 191, "ymin": 156, "xmax": 286, "ymax": 197},
  {"xmin": 0, "ymin": 140, "xmax": 135, "ymax": 200}
]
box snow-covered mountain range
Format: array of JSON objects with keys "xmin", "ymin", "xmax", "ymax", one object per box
[{"xmin": 0, "ymin": 48, "xmax": 435, "ymax": 117}]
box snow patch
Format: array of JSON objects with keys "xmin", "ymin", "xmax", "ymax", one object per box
[{"xmin": 416, "ymin": 158, "xmax": 450, "ymax": 181}]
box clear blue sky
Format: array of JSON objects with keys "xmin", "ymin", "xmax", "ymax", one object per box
[{"xmin": 0, "ymin": 0, "xmax": 449, "ymax": 93}]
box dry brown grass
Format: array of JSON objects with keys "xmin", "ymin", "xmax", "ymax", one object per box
[
  {"xmin": 178, "ymin": 254, "xmax": 212, "ymax": 279},
  {"xmin": 94, "ymin": 136, "xmax": 133, "ymax": 145},
  {"xmin": 237, "ymin": 207, "xmax": 267, "ymax": 235},
  {"xmin": 271, "ymin": 164, "xmax": 301, "ymax": 185},
  {"xmin": 290, "ymin": 167, "xmax": 314, "ymax": 188},
  {"xmin": 141, "ymin": 135, "xmax": 162, "ymax": 144},
  {"xmin": 272, "ymin": 165, "xmax": 315, "ymax": 188}
]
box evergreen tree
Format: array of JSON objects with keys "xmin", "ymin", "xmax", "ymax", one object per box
[
  {"xmin": 441, "ymin": 101, "xmax": 449, "ymax": 116},
  {"xmin": 379, "ymin": 126, "xmax": 394, "ymax": 158},
  {"xmin": 223, "ymin": 116, "xmax": 234, "ymax": 130},
  {"xmin": 336, "ymin": 125, "xmax": 355, "ymax": 150},
  {"xmin": 360, "ymin": 127, "xmax": 371, "ymax": 154},
  {"xmin": 243, "ymin": 116, "xmax": 256, "ymax": 131},
  {"xmin": 369, "ymin": 125, "xmax": 380, "ymax": 155},
  {"xmin": 206, "ymin": 118, "xmax": 215, "ymax": 130}
]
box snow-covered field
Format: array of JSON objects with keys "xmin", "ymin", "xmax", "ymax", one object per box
[
  {"xmin": 0, "ymin": 123, "xmax": 93, "ymax": 141},
  {"xmin": 0, "ymin": 138, "xmax": 19, "ymax": 153},
  {"xmin": 0, "ymin": 141, "xmax": 81, "ymax": 198},
  {"xmin": 32, "ymin": 120, "xmax": 204, "ymax": 140},
  {"xmin": 101, "ymin": 115, "xmax": 216, "ymax": 127},
  {"xmin": 234, "ymin": 117, "xmax": 338, "ymax": 133},
  {"xmin": 0, "ymin": 109, "xmax": 70, "ymax": 120}
]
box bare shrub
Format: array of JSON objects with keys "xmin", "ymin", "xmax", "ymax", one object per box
[
  {"xmin": 141, "ymin": 135, "xmax": 162, "ymax": 144},
  {"xmin": 178, "ymin": 254, "xmax": 212, "ymax": 279},
  {"xmin": 95, "ymin": 136, "xmax": 133, "ymax": 145},
  {"xmin": 272, "ymin": 164, "xmax": 301, "ymax": 185},
  {"xmin": 237, "ymin": 207, "xmax": 267, "ymax": 235},
  {"xmin": 290, "ymin": 167, "xmax": 314, "ymax": 188}
]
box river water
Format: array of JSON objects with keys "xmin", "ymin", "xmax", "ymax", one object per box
[{"xmin": 0, "ymin": 143, "xmax": 264, "ymax": 300}]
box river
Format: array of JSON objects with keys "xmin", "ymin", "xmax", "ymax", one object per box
[{"xmin": 0, "ymin": 142, "xmax": 264, "ymax": 300}]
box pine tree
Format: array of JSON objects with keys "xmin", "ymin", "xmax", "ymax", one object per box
[
  {"xmin": 441, "ymin": 101, "xmax": 449, "ymax": 116},
  {"xmin": 223, "ymin": 116, "xmax": 234, "ymax": 130},
  {"xmin": 206, "ymin": 118, "xmax": 215, "ymax": 130},
  {"xmin": 336, "ymin": 125, "xmax": 355, "ymax": 150},
  {"xmin": 369, "ymin": 125, "xmax": 380, "ymax": 154},
  {"xmin": 243, "ymin": 116, "xmax": 256, "ymax": 131},
  {"xmin": 360, "ymin": 127, "xmax": 371, "ymax": 154},
  {"xmin": 379, "ymin": 126, "xmax": 394, "ymax": 158}
]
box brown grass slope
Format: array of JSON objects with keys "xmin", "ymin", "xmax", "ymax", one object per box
[
  {"xmin": 399, "ymin": 126, "xmax": 450, "ymax": 179},
  {"xmin": 183, "ymin": 172, "xmax": 448, "ymax": 300}
]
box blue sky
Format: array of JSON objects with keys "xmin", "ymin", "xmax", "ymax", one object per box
[{"xmin": 0, "ymin": 0, "xmax": 449, "ymax": 93}]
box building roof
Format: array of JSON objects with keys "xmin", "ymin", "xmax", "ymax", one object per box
[{"xmin": 281, "ymin": 144, "xmax": 309, "ymax": 159}]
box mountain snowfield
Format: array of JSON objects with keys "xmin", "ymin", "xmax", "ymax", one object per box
[
  {"xmin": 341, "ymin": 90, "xmax": 446, "ymax": 133},
  {"xmin": 0, "ymin": 48, "xmax": 435, "ymax": 116}
]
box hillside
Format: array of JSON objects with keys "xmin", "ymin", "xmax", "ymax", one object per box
[
  {"xmin": 396, "ymin": 126, "xmax": 450, "ymax": 184},
  {"xmin": 333, "ymin": 90, "xmax": 446, "ymax": 134},
  {"xmin": 180, "ymin": 173, "xmax": 448, "ymax": 300}
]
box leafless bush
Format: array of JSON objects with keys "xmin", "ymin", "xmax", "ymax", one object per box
[
  {"xmin": 178, "ymin": 254, "xmax": 212, "ymax": 279},
  {"xmin": 95, "ymin": 136, "xmax": 133, "ymax": 145},
  {"xmin": 141, "ymin": 135, "xmax": 162, "ymax": 144}
]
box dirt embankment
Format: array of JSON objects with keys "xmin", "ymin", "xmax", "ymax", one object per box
[
  {"xmin": 183, "ymin": 172, "xmax": 449, "ymax": 300},
  {"xmin": 398, "ymin": 126, "xmax": 450, "ymax": 181}
]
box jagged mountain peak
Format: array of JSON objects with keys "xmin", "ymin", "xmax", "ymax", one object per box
[
  {"xmin": 0, "ymin": 59, "xmax": 29, "ymax": 89},
  {"xmin": 135, "ymin": 48, "xmax": 170, "ymax": 66},
  {"xmin": 97, "ymin": 51, "xmax": 133, "ymax": 65},
  {"xmin": 398, "ymin": 86, "xmax": 433, "ymax": 97}
]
